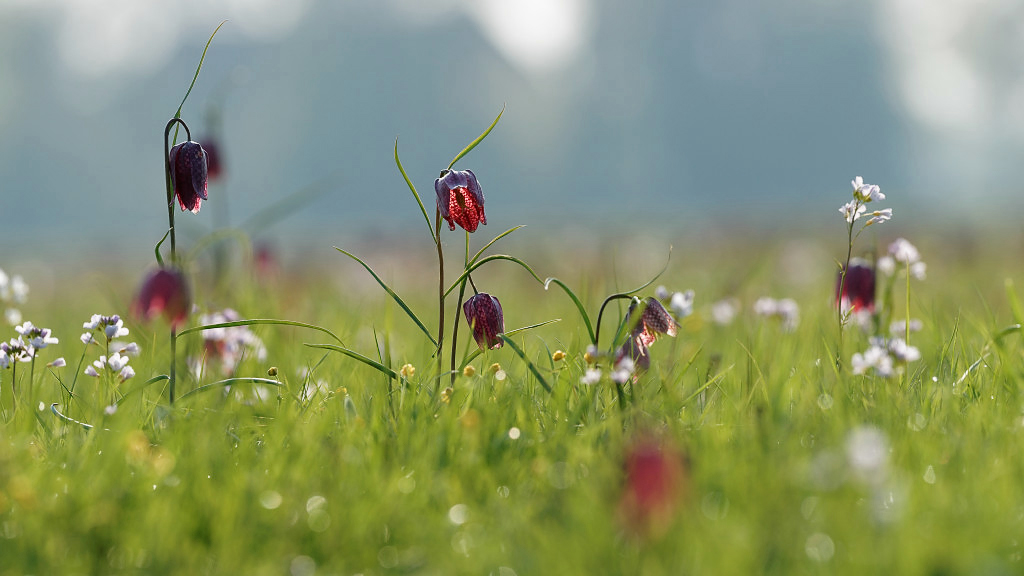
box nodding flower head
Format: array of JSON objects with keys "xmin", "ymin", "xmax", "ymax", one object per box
[
  {"xmin": 436, "ymin": 169, "xmax": 486, "ymax": 232},
  {"xmin": 132, "ymin": 267, "xmax": 192, "ymax": 329},
  {"xmin": 618, "ymin": 435, "xmax": 688, "ymax": 537},
  {"xmin": 169, "ymin": 140, "xmax": 209, "ymax": 213},
  {"xmin": 837, "ymin": 258, "xmax": 876, "ymax": 313},
  {"xmin": 463, "ymin": 293, "xmax": 504, "ymax": 350},
  {"xmin": 615, "ymin": 298, "xmax": 679, "ymax": 377}
]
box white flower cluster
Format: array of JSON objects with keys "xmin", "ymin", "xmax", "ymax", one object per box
[
  {"xmin": 851, "ymin": 337, "xmax": 921, "ymax": 377},
  {"xmin": 655, "ymin": 286, "xmax": 696, "ymax": 319},
  {"xmin": 878, "ymin": 238, "xmax": 925, "ymax": 281},
  {"xmin": 81, "ymin": 314, "xmax": 140, "ymax": 382},
  {"xmin": 193, "ymin": 309, "xmax": 267, "ymax": 377},
  {"xmin": 710, "ymin": 298, "xmax": 740, "ymax": 326},
  {"xmin": 0, "ymin": 268, "xmax": 28, "ymax": 325},
  {"xmin": 839, "ymin": 176, "xmax": 891, "ymax": 226},
  {"xmin": 754, "ymin": 297, "xmax": 800, "ymax": 331},
  {"xmin": 0, "ymin": 321, "xmax": 62, "ymax": 369}
]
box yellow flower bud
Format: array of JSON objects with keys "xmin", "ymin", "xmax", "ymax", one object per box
[
  {"xmin": 463, "ymin": 365, "xmax": 476, "ymax": 377},
  {"xmin": 552, "ymin": 350, "xmax": 566, "ymax": 362}
]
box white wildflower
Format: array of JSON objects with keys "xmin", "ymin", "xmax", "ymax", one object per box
[
  {"xmin": 670, "ymin": 290, "xmax": 695, "ymax": 319},
  {"xmin": 580, "ymin": 368, "xmax": 602, "ymax": 385},
  {"xmin": 888, "ymin": 238, "xmax": 920, "ymax": 264},
  {"xmin": 711, "ymin": 298, "xmax": 739, "ymax": 325}
]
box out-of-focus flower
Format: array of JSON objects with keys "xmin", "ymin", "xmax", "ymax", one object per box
[
  {"xmin": 754, "ymin": 297, "xmax": 800, "ymax": 331},
  {"xmin": 611, "ymin": 356, "xmax": 635, "ymax": 384},
  {"xmin": 877, "ymin": 256, "xmax": 896, "ymax": 276},
  {"xmin": 889, "ymin": 319, "xmax": 923, "ymax": 336},
  {"xmin": 654, "ymin": 285, "xmax": 670, "ymax": 301},
  {"xmin": 910, "ymin": 262, "xmax": 926, "ymax": 281},
  {"xmin": 192, "ymin": 308, "xmax": 267, "ymax": 377},
  {"xmin": 400, "ymin": 363, "xmax": 416, "ymax": 379},
  {"xmin": 552, "ymin": 350, "xmax": 566, "ymax": 362},
  {"xmin": 48, "ymin": 357, "xmax": 66, "ymax": 368},
  {"xmin": 851, "ymin": 337, "xmax": 919, "ymax": 376},
  {"xmin": 0, "ymin": 338, "xmax": 32, "ymax": 367},
  {"xmin": 435, "ymin": 169, "xmax": 486, "ymax": 232},
  {"xmin": 888, "ymin": 338, "xmax": 921, "ymax": 363},
  {"xmin": 15, "ymin": 321, "xmax": 58, "ymax": 349},
  {"xmin": 669, "ymin": 290, "xmax": 695, "ymax": 319},
  {"xmin": 0, "ymin": 269, "xmax": 27, "ymax": 326},
  {"xmin": 836, "ymin": 259, "xmax": 876, "ymax": 313},
  {"xmin": 169, "ymin": 140, "xmax": 209, "ymax": 214},
  {"xmin": 201, "ymin": 139, "xmax": 223, "ymax": 181},
  {"xmin": 580, "ymin": 368, "xmax": 602, "ymax": 385},
  {"xmin": 851, "ymin": 176, "xmax": 884, "ymax": 203},
  {"xmin": 710, "ymin": 298, "xmax": 739, "ymax": 326},
  {"xmin": 463, "ymin": 293, "xmax": 504, "ymax": 350},
  {"xmin": 888, "ymin": 238, "xmax": 920, "ymax": 264},
  {"xmin": 132, "ymin": 267, "xmax": 191, "ymax": 329},
  {"xmin": 618, "ymin": 436, "xmax": 688, "ymax": 537},
  {"xmin": 846, "ymin": 426, "xmax": 888, "ymax": 485}
]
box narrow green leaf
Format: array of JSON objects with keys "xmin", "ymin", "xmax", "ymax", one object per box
[
  {"xmin": 681, "ymin": 365, "xmax": 733, "ymax": 406},
  {"xmin": 620, "ymin": 245, "xmax": 673, "ymax": 296},
  {"xmin": 460, "ymin": 319, "xmax": 561, "ymax": 369},
  {"xmin": 448, "ymin": 104, "xmax": 505, "ymax": 170},
  {"xmin": 175, "ymin": 21, "xmax": 227, "ymax": 119},
  {"xmin": 444, "ymin": 254, "xmax": 543, "ymax": 297},
  {"xmin": 179, "ymin": 377, "xmax": 283, "ymax": 401},
  {"xmin": 543, "ymin": 277, "xmax": 596, "ymax": 344},
  {"xmin": 50, "ymin": 403, "xmax": 95, "ymax": 430},
  {"xmin": 178, "ymin": 319, "xmax": 345, "ymax": 346},
  {"xmin": 154, "ymin": 228, "xmax": 171, "ymax": 267},
  {"xmin": 334, "ymin": 247, "xmax": 438, "ymax": 347},
  {"xmin": 305, "ymin": 343, "xmax": 398, "ymax": 379},
  {"xmin": 116, "ymin": 374, "xmax": 171, "ymax": 406},
  {"xmin": 395, "ymin": 139, "xmax": 436, "ymax": 243},
  {"xmin": 499, "ymin": 335, "xmax": 552, "ymax": 393},
  {"xmin": 469, "ymin": 225, "xmax": 525, "ymax": 267}
]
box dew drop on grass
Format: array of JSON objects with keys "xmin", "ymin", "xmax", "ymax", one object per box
[
  {"xmin": 306, "ymin": 495, "xmax": 327, "ymax": 513},
  {"xmin": 378, "ymin": 546, "xmax": 399, "ymax": 569},
  {"xmin": 260, "ymin": 490, "xmax": 282, "ymax": 509},
  {"xmin": 495, "ymin": 370, "xmax": 507, "ymax": 381},
  {"xmin": 307, "ymin": 510, "xmax": 330, "ymax": 533},
  {"xmin": 448, "ymin": 504, "xmax": 468, "ymax": 525},
  {"xmin": 923, "ymin": 465, "xmax": 936, "ymax": 484},
  {"xmin": 397, "ymin": 475, "xmax": 415, "ymax": 494},
  {"xmin": 907, "ymin": 413, "xmax": 927, "ymax": 431},
  {"xmin": 805, "ymin": 533, "xmax": 835, "ymax": 562},
  {"xmin": 290, "ymin": 555, "xmax": 316, "ymax": 576},
  {"xmin": 508, "ymin": 427, "xmax": 521, "ymax": 440},
  {"xmin": 497, "ymin": 486, "xmax": 510, "ymax": 498},
  {"xmin": 817, "ymin": 394, "xmax": 833, "ymax": 410}
]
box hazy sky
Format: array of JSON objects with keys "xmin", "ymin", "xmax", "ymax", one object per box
[{"xmin": 2, "ymin": 0, "xmax": 1023, "ymax": 255}]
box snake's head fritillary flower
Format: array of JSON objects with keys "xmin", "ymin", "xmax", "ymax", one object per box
[
  {"xmin": 436, "ymin": 169, "xmax": 486, "ymax": 232},
  {"xmin": 618, "ymin": 435, "xmax": 688, "ymax": 537},
  {"xmin": 463, "ymin": 293, "xmax": 504, "ymax": 350},
  {"xmin": 836, "ymin": 258, "xmax": 876, "ymax": 313},
  {"xmin": 636, "ymin": 298, "xmax": 678, "ymax": 347},
  {"xmin": 169, "ymin": 140, "xmax": 209, "ymax": 214},
  {"xmin": 132, "ymin": 267, "xmax": 192, "ymax": 329}
]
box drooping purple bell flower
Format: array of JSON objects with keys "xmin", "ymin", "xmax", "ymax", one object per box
[
  {"xmin": 436, "ymin": 169, "xmax": 486, "ymax": 233},
  {"xmin": 836, "ymin": 258, "xmax": 875, "ymax": 313},
  {"xmin": 463, "ymin": 292, "xmax": 504, "ymax": 350},
  {"xmin": 132, "ymin": 267, "xmax": 192, "ymax": 329},
  {"xmin": 169, "ymin": 141, "xmax": 209, "ymax": 214}
]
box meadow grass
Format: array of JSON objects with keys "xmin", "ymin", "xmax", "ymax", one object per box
[{"xmin": 0, "ymin": 232, "xmax": 1022, "ymax": 575}]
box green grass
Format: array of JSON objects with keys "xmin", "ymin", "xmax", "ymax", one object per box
[{"xmin": 1, "ymin": 236, "xmax": 1023, "ymax": 575}]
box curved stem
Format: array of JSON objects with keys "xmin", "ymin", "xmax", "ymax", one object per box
[
  {"xmin": 163, "ymin": 117, "xmax": 190, "ymax": 405},
  {"xmin": 163, "ymin": 118, "xmax": 192, "ymax": 263},
  {"xmin": 594, "ymin": 294, "xmax": 637, "ymax": 349},
  {"xmin": 837, "ymin": 204, "xmax": 858, "ymax": 368}
]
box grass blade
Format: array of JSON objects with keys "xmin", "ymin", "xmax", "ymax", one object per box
[
  {"xmin": 334, "ymin": 247, "xmax": 438, "ymax": 347},
  {"xmin": 543, "ymin": 277, "xmax": 596, "ymax": 344},
  {"xmin": 305, "ymin": 343, "xmax": 398, "ymax": 379},
  {"xmin": 179, "ymin": 377, "xmax": 283, "ymax": 401},
  {"xmin": 460, "ymin": 319, "xmax": 561, "ymax": 368},
  {"xmin": 468, "ymin": 225, "xmax": 525, "ymax": 266},
  {"xmin": 175, "ymin": 21, "xmax": 226, "ymax": 119},
  {"xmin": 444, "ymin": 254, "xmax": 543, "ymax": 297},
  {"xmin": 178, "ymin": 319, "xmax": 345, "ymax": 346},
  {"xmin": 499, "ymin": 335, "xmax": 552, "ymax": 393},
  {"xmin": 395, "ymin": 139, "xmax": 436, "ymax": 243},
  {"xmin": 448, "ymin": 104, "xmax": 505, "ymax": 170},
  {"xmin": 154, "ymin": 228, "xmax": 171, "ymax": 267},
  {"xmin": 116, "ymin": 374, "xmax": 170, "ymax": 406},
  {"xmin": 50, "ymin": 403, "xmax": 95, "ymax": 430}
]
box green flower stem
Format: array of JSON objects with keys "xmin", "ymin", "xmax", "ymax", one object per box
[
  {"xmin": 450, "ymin": 232, "xmax": 471, "ymax": 386},
  {"xmin": 163, "ymin": 117, "xmax": 191, "ymax": 405},
  {"xmin": 435, "ymin": 209, "xmax": 445, "ymax": 378}
]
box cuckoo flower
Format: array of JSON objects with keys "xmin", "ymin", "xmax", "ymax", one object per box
[
  {"xmin": 463, "ymin": 293, "xmax": 504, "ymax": 350},
  {"xmin": 436, "ymin": 169, "xmax": 486, "ymax": 232},
  {"xmin": 132, "ymin": 267, "xmax": 192, "ymax": 329},
  {"xmin": 836, "ymin": 258, "xmax": 876, "ymax": 313},
  {"xmin": 169, "ymin": 140, "xmax": 209, "ymax": 213}
]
